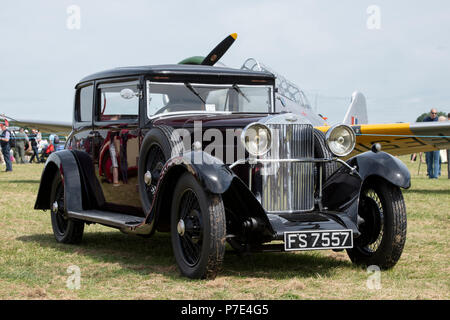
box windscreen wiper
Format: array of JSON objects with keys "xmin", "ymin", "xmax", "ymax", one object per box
[
  {"xmin": 184, "ymin": 82, "xmax": 206, "ymax": 104},
  {"xmin": 232, "ymin": 84, "xmax": 251, "ymax": 103}
]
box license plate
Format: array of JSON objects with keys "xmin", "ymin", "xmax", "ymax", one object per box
[{"xmin": 284, "ymin": 230, "xmax": 353, "ymax": 251}]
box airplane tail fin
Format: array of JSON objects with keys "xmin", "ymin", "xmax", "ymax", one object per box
[{"xmin": 343, "ymin": 91, "xmax": 368, "ymax": 125}]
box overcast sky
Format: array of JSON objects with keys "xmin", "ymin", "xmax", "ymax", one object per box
[{"xmin": 1, "ymin": 0, "xmax": 449, "ymax": 124}]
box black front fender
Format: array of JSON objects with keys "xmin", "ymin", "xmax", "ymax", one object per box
[
  {"xmin": 146, "ymin": 151, "xmax": 235, "ymax": 228},
  {"xmin": 322, "ymin": 151, "xmax": 410, "ymax": 225},
  {"xmin": 348, "ymin": 151, "xmax": 411, "ymax": 189},
  {"xmin": 148, "ymin": 151, "xmax": 273, "ymax": 240},
  {"xmin": 158, "ymin": 151, "xmax": 235, "ymax": 198}
]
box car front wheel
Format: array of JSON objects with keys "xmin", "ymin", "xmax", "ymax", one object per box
[
  {"xmin": 171, "ymin": 172, "xmax": 226, "ymax": 279},
  {"xmin": 347, "ymin": 178, "xmax": 407, "ymax": 269}
]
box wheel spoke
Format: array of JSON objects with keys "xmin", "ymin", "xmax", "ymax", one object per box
[
  {"xmin": 359, "ymin": 188, "xmax": 385, "ymax": 253},
  {"xmin": 180, "ymin": 236, "xmax": 193, "ymax": 259},
  {"xmin": 177, "ymin": 189, "xmax": 203, "ymax": 266},
  {"xmin": 180, "ymin": 234, "xmax": 199, "ymax": 264}
]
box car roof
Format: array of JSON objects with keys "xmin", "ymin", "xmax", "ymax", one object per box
[{"xmin": 77, "ymin": 64, "xmax": 275, "ymax": 86}]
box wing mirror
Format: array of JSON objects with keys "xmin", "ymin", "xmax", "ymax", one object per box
[{"xmin": 120, "ymin": 88, "xmax": 137, "ymax": 99}]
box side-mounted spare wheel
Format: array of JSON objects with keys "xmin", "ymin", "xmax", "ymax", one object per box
[
  {"xmin": 50, "ymin": 172, "xmax": 84, "ymax": 244},
  {"xmin": 171, "ymin": 172, "xmax": 226, "ymax": 279},
  {"xmin": 347, "ymin": 178, "xmax": 407, "ymax": 269},
  {"xmin": 138, "ymin": 126, "xmax": 184, "ymax": 215}
]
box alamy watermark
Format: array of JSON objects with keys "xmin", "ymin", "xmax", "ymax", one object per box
[
  {"xmin": 66, "ymin": 5, "xmax": 81, "ymax": 30},
  {"xmin": 366, "ymin": 265, "xmax": 381, "ymax": 290},
  {"xmin": 66, "ymin": 265, "xmax": 81, "ymax": 290},
  {"xmin": 366, "ymin": 5, "xmax": 381, "ymax": 30},
  {"xmin": 167, "ymin": 121, "xmax": 282, "ymax": 176}
]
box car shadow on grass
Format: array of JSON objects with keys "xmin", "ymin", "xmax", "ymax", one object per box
[
  {"xmin": 18, "ymin": 230, "xmax": 354, "ymax": 280},
  {"xmin": 0, "ymin": 179, "xmax": 41, "ymax": 184},
  {"xmin": 404, "ymin": 189, "xmax": 449, "ymax": 195}
]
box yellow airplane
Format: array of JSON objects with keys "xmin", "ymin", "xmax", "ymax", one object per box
[{"xmin": 318, "ymin": 122, "xmax": 450, "ymax": 158}]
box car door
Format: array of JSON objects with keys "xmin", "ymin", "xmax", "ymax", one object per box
[{"xmin": 91, "ymin": 78, "xmax": 144, "ymax": 216}]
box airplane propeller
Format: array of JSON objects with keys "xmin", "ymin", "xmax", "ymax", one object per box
[{"xmin": 178, "ymin": 33, "xmax": 237, "ymax": 66}]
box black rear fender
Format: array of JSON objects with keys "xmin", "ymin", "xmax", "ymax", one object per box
[
  {"xmin": 34, "ymin": 150, "xmax": 104, "ymax": 212},
  {"xmin": 34, "ymin": 150, "xmax": 83, "ymax": 211}
]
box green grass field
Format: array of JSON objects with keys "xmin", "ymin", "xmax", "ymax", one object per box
[{"xmin": 0, "ymin": 156, "xmax": 448, "ymax": 299}]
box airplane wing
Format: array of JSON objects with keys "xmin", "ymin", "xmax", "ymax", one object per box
[
  {"xmin": 1, "ymin": 115, "xmax": 72, "ymax": 136},
  {"xmin": 317, "ymin": 121, "xmax": 450, "ymax": 157}
]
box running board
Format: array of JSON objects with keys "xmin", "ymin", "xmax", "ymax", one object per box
[{"xmin": 67, "ymin": 210, "xmax": 144, "ymax": 228}]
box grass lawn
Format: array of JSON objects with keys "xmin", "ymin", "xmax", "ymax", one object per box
[{"xmin": 0, "ymin": 155, "xmax": 448, "ymax": 299}]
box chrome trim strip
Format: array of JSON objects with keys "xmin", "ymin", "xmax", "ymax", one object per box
[
  {"xmin": 335, "ymin": 158, "xmax": 357, "ymax": 173},
  {"xmin": 229, "ymin": 157, "xmax": 335, "ymax": 169}
]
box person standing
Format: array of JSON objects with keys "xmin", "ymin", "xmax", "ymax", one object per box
[
  {"xmin": 28, "ymin": 129, "xmax": 41, "ymax": 163},
  {"xmin": 423, "ymin": 108, "xmax": 439, "ymax": 179},
  {"xmin": 0, "ymin": 122, "xmax": 13, "ymax": 172},
  {"xmin": 14, "ymin": 127, "xmax": 29, "ymax": 164}
]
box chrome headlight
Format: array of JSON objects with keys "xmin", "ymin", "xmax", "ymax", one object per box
[
  {"xmin": 325, "ymin": 124, "xmax": 356, "ymax": 157},
  {"xmin": 241, "ymin": 123, "xmax": 272, "ymax": 156}
]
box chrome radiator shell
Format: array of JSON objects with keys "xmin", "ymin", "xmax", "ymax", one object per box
[{"xmin": 260, "ymin": 118, "xmax": 315, "ymax": 213}]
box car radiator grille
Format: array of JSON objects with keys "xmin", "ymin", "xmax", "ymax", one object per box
[{"xmin": 260, "ymin": 123, "xmax": 315, "ymax": 213}]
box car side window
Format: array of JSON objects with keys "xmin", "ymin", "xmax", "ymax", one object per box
[
  {"xmin": 97, "ymin": 82, "xmax": 139, "ymax": 121},
  {"xmin": 76, "ymin": 85, "xmax": 93, "ymax": 122}
]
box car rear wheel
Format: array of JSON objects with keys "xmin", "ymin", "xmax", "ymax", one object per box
[
  {"xmin": 171, "ymin": 172, "xmax": 226, "ymax": 279},
  {"xmin": 50, "ymin": 173, "xmax": 84, "ymax": 244},
  {"xmin": 347, "ymin": 178, "xmax": 407, "ymax": 269}
]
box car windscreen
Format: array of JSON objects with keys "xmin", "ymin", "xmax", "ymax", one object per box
[{"xmin": 146, "ymin": 81, "xmax": 273, "ymax": 118}]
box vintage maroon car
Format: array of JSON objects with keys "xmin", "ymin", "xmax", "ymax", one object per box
[{"xmin": 34, "ymin": 64, "xmax": 409, "ymax": 279}]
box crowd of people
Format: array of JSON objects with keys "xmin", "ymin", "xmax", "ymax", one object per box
[{"xmin": 0, "ymin": 120, "xmax": 60, "ymax": 172}]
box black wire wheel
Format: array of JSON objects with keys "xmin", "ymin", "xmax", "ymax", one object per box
[
  {"xmin": 347, "ymin": 178, "xmax": 407, "ymax": 269},
  {"xmin": 50, "ymin": 173, "xmax": 84, "ymax": 244},
  {"xmin": 171, "ymin": 172, "xmax": 226, "ymax": 279}
]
